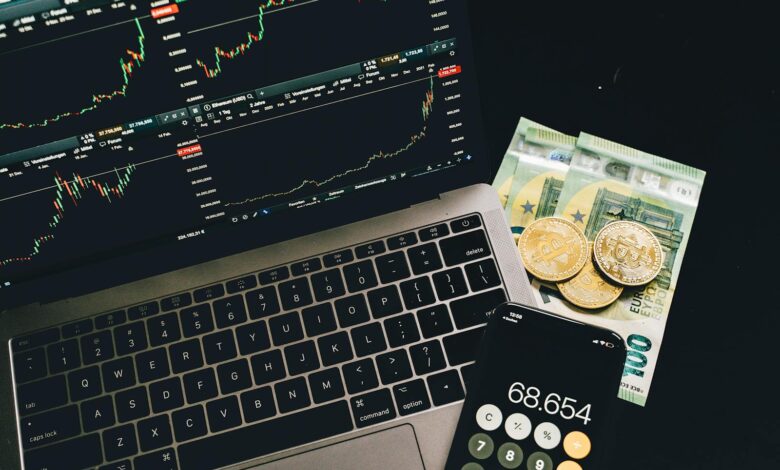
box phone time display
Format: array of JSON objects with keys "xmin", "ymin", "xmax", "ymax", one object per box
[{"xmin": 508, "ymin": 382, "xmax": 592, "ymax": 425}]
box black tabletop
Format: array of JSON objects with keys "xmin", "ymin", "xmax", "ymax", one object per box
[{"xmin": 469, "ymin": 3, "xmax": 779, "ymax": 469}]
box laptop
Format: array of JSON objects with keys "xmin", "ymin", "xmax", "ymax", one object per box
[{"xmin": 0, "ymin": 1, "xmax": 535, "ymax": 468}]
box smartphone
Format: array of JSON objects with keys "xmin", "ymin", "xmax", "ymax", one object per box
[{"xmin": 445, "ymin": 302, "xmax": 625, "ymax": 470}]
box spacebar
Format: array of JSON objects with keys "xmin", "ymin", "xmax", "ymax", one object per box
[{"xmin": 178, "ymin": 401, "xmax": 354, "ymax": 470}]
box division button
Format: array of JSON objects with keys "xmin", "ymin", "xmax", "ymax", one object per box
[
  {"xmin": 497, "ymin": 442, "xmax": 524, "ymax": 469},
  {"xmin": 526, "ymin": 451, "xmax": 553, "ymax": 470},
  {"xmin": 533, "ymin": 422, "xmax": 561, "ymax": 450},
  {"xmin": 476, "ymin": 404, "xmax": 502, "ymax": 431},
  {"xmin": 468, "ymin": 433, "xmax": 494, "ymax": 460},
  {"xmin": 562, "ymin": 431, "xmax": 591, "ymax": 460},
  {"xmin": 504, "ymin": 412, "xmax": 532, "ymax": 440}
]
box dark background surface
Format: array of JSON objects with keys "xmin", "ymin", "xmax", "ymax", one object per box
[{"xmin": 469, "ymin": 2, "xmax": 779, "ymax": 469}]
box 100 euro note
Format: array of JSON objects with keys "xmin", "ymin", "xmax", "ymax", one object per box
[{"xmin": 536, "ymin": 133, "xmax": 705, "ymax": 406}]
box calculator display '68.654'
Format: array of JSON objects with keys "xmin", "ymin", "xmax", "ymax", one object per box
[{"xmin": 508, "ymin": 382, "xmax": 592, "ymax": 425}]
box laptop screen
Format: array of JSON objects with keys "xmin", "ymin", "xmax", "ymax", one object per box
[{"xmin": 0, "ymin": 0, "xmax": 487, "ymax": 307}]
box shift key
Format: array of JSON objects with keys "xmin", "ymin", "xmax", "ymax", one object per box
[{"xmin": 20, "ymin": 405, "xmax": 80, "ymax": 449}]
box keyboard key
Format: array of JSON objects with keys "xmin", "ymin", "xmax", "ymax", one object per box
[
  {"xmin": 17, "ymin": 375, "xmax": 67, "ymax": 416},
  {"xmin": 213, "ymin": 295, "xmax": 248, "ymax": 329},
  {"xmin": 169, "ymin": 339, "xmax": 204, "ymax": 374},
  {"xmin": 96, "ymin": 310, "xmax": 127, "ymax": 329},
  {"xmin": 417, "ymin": 304, "xmax": 454, "ymax": 338},
  {"xmin": 309, "ymin": 368, "xmax": 345, "ymax": 404},
  {"xmin": 350, "ymin": 388, "xmax": 396, "ymax": 428},
  {"xmin": 440, "ymin": 230, "xmax": 492, "ymax": 266},
  {"xmin": 258, "ymin": 266, "xmax": 290, "ymax": 285},
  {"xmin": 161, "ymin": 292, "xmax": 192, "ymax": 311},
  {"xmin": 136, "ymin": 348, "xmax": 171, "ymax": 383},
  {"xmin": 323, "ymin": 249, "xmax": 354, "ymax": 267},
  {"xmin": 180, "ymin": 304, "xmax": 215, "ymax": 337},
  {"xmin": 335, "ymin": 294, "xmax": 371, "ymax": 328},
  {"xmin": 217, "ymin": 359, "xmax": 252, "ymax": 394},
  {"xmin": 318, "ymin": 331, "xmax": 354, "ymax": 366},
  {"xmin": 342, "ymin": 358, "xmax": 379, "ymax": 394},
  {"xmin": 351, "ymin": 323, "xmax": 387, "ymax": 357},
  {"xmin": 24, "ymin": 434, "xmax": 102, "ymax": 470},
  {"xmin": 82, "ymin": 396, "xmax": 116, "ymax": 432},
  {"xmin": 240, "ymin": 387, "xmax": 276, "ymax": 423},
  {"xmin": 128, "ymin": 301, "xmax": 160, "ymax": 320},
  {"xmin": 275, "ymin": 377, "xmax": 311, "ymax": 413},
  {"xmin": 268, "ymin": 311, "xmax": 304, "ymax": 346},
  {"xmin": 377, "ymin": 349, "xmax": 413, "ymax": 385},
  {"xmin": 81, "ymin": 330, "xmax": 115, "ymax": 365},
  {"xmin": 173, "ymin": 405, "xmax": 208, "ymax": 442},
  {"xmin": 99, "ymin": 460, "xmax": 131, "ymax": 470},
  {"xmin": 116, "ymin": 386, "xmax": 150, "ymax": 422},
  {"xmin": 343, "ymin": 260, "xmax": 379, "ymax": 292},
  {"xmin": 450, "ymin": 288, "xmax": 507, "ymax": 329},
  {"xmin": 62, "ymin": 318, "xmax": 93, "ymax": 338},
  {"xmin": 311, "ymin": 268, "xmax": 346, "ymax": 302},
  {"xmin": 227, "ymin": 275, "xmax": 258, "ymax": 294},
  {"xmin": 20, "ymin": 404, "xmax": 80, "ymax": 449},
  {"xmin": 410, "ymin": 340, "xmax": 447, "ymax": 375},
  {"xmin": 177, "ymin": 402, "xmax": 353, "ymax": 470},
  {"xmin": 432, "ymin": 267, "xmax": 469, "ymax": 301},
  {"xmin": 148, "ymin": 312, "xmax": 182, "ymax": 347},
  {"xmin": 407, "ymin": 243, "xmax": 443, "ymax": 275},
  {"xmin": 400, "ymin": 277, "xmax": 437, "ymax": 310},
  {"xmin": 284, "ymin": 340, "xmax": 320, "ymax": 375},
  {"xmin": 388, "ymin": 232, "xmax": 418, "ymax": 250},
  {"xmin": 250, "ymin": 349, "xmax": 286, "ymax": 385},
  {"xmin": 207, "ymin": 395, "xmax": 243, "ymax": 432},
  {"xmin": 236, "ymin": 321, "xmax": 271, "ymax": 355},
  {"xmin": 375, "ymin": 251, "xmax": 411, "ymax": 283},
  {"xmin": 103, "ymin": 424, "xmax": 139, "ymax": 462},
  {"xmin": 47, "ymin": 339, "xmax": 80, "ymax": 373},
  {"xmin": 13, "ymin": 348, "xmax": 47, "ymax": 383},
  {"xmin": 443, "ymin": 327, "xmax": 486, "ymax": 366},
  {"xmin": 302, "ymin": 303, "xmax": 337, "ymax": 337},
  {"xmin": 114, "ymin": 321, "xmax": 148, "ymax": 356},
  {"xmin": 193, "ymin": 284, "xmax": 225, "ymax": 303},
  {"xmin": 291, "ymin": 258, "xmax": 322, "ymax": 276},
  {"xmin": 134, "ymin": 448, "xmax": 178, "ymax": 470},
  {"xmin": 102, "ymin": 357, "xmax": 136, "ymax": 392},
  {"xmin": 393, "ymin": 379, "xmax": 431, "ymax": 416},
  {"xmin": 465, "ymin": 259, "xmax": 502, "ymax": 291},
  {"xmin": 419, "ymin": 223, "xmax": 450, "ymax": 241},
  {"xmin": 203, "ymin": 330, "xmax": 238, "ymax": 364},
  {"xmin": 278, "ymin": 277, "xmax": 313, "ymax": 310},
  {"xmin": 427, "ymin": 369, "xmax": 465, "ymax": 405},
  {"xmin": 355, "ymin": 240, "xmax": 386, "ymax": 258},
  {"xmin": 138, "ymin": 414, "xmax": 173, "ymax": 452},
  {"xmin": 367, "ymin": 285, "xmax": 403, "ymax": 319},
  {"xmin": 383, "ymin": 313, "xmax": 421, "ymax": 348},
  {"xmin": 450, "ymin": 214, "xmax": 482, "ymax": 233},
  {"xmin": 150, "ymin": 377, "xmax": 184, "ymax": 413},
  {"xmin": 68, "ymin": 366, "xmax": 102, "ymax": 401},
  {"xmin": 12, "ymin": 328, "xmax": 60, "ymax": 353},
  {"xmin": 183, "ymin": 369, "xmax": 218, "ymax": 404},
  {"xmin": 245, "ymin": 286, "xmax": 281, "ymax": 319}
]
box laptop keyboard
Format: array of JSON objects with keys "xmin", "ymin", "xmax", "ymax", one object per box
[{"xmin": 10, "ymin": 214, "xmax": 508, "ymax": 470}]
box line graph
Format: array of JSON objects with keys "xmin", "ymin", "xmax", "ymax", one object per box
[{"xmin": 0, "ymin": 18, "xmax": 146, "ymax": 130}]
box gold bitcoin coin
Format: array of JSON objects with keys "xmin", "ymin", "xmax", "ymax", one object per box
[
  {"xmin": 593, "ymin": 221, "xmax": 664, "ymax": 286},
  {"xmin": 517, "ymin": 217, "xmax": 588, "ymax": 282},
  {"xmin": 558, "ymin": 245, "xmax": 623, "ymax": 309}
]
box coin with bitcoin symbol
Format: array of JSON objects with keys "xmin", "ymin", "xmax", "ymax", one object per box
[
  {"xmin": 517, "ymin": 217, "xmax": 589, "ymax": 282},
  {"xmin": 558, "ymin": 244, "xmax": 624, "ymax": 309},
  {"xmin": 593, "ymin": 221, "xmax": 664, "ymax": 286}
]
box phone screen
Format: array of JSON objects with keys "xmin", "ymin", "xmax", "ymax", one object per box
[{"xmin": 445, "ymin": 303, "xmax": 626, "ymax": 470}]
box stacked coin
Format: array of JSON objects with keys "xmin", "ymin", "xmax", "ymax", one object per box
[{"xmin": 517, "ymin": 218, "xmax": 664, "ymax": 310}]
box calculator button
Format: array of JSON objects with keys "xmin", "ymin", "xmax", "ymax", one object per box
[
  {"xmin": 462, "ymin": 464, "xmax": 484, "ymax": 470},
  {"xmin": 533, "ymin": 422, "xmax": 561, "ymax": 450},
  {"xmin": 556, "ymin": 462, "xmax": 582, "ymax": 470},
  {"xmin": 476, "ymin": 404, "xmax": 502, "ymax": 431},
  {"xmin": 504, "ymin": 412, "xmax": 532, "ymax": 440},
  {"xmin": 468, "ymin": 433, "xmax": 494, "ymax": 460},
  {"xmin": 563, "ymin": 431, "xmax": 591, "ymax": 460},
  {"xmin": 526, "ymin": 452, "xmax": 553, "ymax": 470},
  {"xmin": 497, "ymin": 442, "xmax": 524, "ymax": 469}
]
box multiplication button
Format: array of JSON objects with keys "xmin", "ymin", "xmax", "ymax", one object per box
[
  {"xmin": 557, "ymin": 461, "xmax": 582, "ymax": 470},
  {"xmin": 468, "ymin": 433, "xmax": 495, "ymax": 460},
  {"xmin": 533, "ymin": 422, "xmax": 561, "ymax": 450},
  {"xmin": 504, "ymin": 413, "xmax": 532, "ymax": 440},
  {"xmin": 563, "ymin": 431, "xmax": 591, "ymax": 460},
  {"xmin": 526, "ymin": 451, "xmax": 553, "ymax": 470},
  {"xmin": 476, "ymin": 404, "xmax": 503, "ymax": 431}
]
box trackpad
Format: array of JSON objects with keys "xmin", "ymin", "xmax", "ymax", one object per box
[{"xmin": 254, "ymin": 424, "xmax": 425, "ymax": 470}]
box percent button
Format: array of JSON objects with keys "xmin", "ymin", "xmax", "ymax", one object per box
[{"xmin": 533, "ymin": 422, "xmax": 561, "ymax": 450}]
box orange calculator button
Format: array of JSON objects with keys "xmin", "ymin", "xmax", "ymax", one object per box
[{"xmin": 563, "ymin": 431, "xmax": 591, "ymax": 460}]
